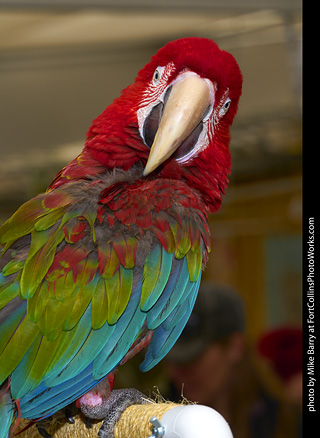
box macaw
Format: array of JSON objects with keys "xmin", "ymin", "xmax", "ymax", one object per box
[{"xmin": 0, "ymin": 37, "xmax": 242, "ymax": 437}]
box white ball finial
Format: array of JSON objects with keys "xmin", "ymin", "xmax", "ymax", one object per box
[{"xmin": 159, "ymin": 405, "xmax": 233, "ymax": 438}]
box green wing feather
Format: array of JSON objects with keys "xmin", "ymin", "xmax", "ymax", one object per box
[
  {"xmin": 141, "ymin": 245, "xmax": 173, "ymax": 311},
  {"xmin": 20, "ymin": 229, "xmax": 64, "ymax": 299},
  {"xmin": 0, "ymin": 278, "xmax": 19, "ymax": 310},
  {"xmin": 105, "ymin": 266, "xmax": 133, "ymax": 325},
  {"xmin": 0, "ymin": 313, "xmax": 40, "ymax": 384}
]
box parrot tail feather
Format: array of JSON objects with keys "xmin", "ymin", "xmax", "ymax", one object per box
[{"xmin": 0, "ymin": 381, "xmax": 14, "ymax": 438}]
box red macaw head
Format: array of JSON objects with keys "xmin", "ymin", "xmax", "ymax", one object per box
[{"xmin": 86, "ymin": 37, "xmax": 242, "ymax": 213}]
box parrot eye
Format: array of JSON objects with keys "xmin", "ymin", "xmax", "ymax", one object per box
[
  {"xmin": 153, "ymin": 70, "xmax": 160, "ymax": 82},
  {"xmin": 219, "ymin": 98, "xmax": 231, "ymax": 117},
  {"xmin": 152, "ymin": 67, "xmax": 165, "ymax": 85}
]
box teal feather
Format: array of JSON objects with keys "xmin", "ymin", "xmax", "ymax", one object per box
[
  {"xmin": 93, "ymin": 282, "xmax": 144, "ymax": 379},
  {"xmin": 10, "ymin": 333, "xmax": 43, "ymax": 399},
  {"xmin": 161, "ymin": 286, "xmax": 195, "ymax": 330},
  {"xmin": 45, "ymin": 307, "xmax": 116, "ymax": 386},
  {"xmin": 93, "ymin": 308, "xmax": 145, "ymax": 380},
  {"xmin": 91, "ymin": 277, "xmax": 109, "ymax": 329},
  {"xmin": 44, "ymin": 303, "xmax": 93, "ymax": 381},
  {"xmin": 23, "ymin": 363, "xmax": 95, "ymax": 419},
  {"xmin": 141, "ymin": 276, "xmax": 201, "ymax": 372},
  {"xmin": 146, "ymin": 257, "xmax": 190, "ymax": 330}
]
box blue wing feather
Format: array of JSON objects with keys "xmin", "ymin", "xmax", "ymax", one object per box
[
  {"xmin": 146, "ymin": 257, "xmax": 190, "ymax": 330},
  {"xmin": 20, "ymin": 363, "xmax": 96, "ymax": 419},
  {"xmin": 140, "ymin": 274, "xmax": 201, "ymax": 372}
]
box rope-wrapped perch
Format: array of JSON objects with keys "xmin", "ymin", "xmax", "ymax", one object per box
[
  {"xmin": 16, "ymin": 399, "xmax": 233, "ymax": 438},
  {"xmin": 16, "ymin": 401, "xmax": 179, "ymax": 438}
]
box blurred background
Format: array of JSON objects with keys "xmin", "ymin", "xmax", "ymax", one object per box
[{"xmin": 0, "ymin": 0, "xmax": 302, "ymax": 434}]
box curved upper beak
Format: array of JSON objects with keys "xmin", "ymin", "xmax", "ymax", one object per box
[{"xmin": 143, "ymin": 73, "xmax": 213, "ymax": 176}]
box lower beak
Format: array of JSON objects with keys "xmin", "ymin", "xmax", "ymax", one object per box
[{"xmin": 143, "ymin": 73, "xmax": 213, "ymax": 176}]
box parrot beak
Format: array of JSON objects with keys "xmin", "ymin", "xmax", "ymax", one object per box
[{"xmin": 143, "ymin": 73, "xmax": 213, "ymax": 176}]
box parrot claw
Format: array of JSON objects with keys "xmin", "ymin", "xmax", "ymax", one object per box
[
  {"xmin": 35, "ymin": 416, "xmax": 54, "ymax": 438},
  {"xmin": 64, "ymin": 404, "xmax": 77, "ymax": 424},
  {"xmin": 86, "ymin": 416, "xmax": 93, "ymax": 428},
  {"xmin": 97, "ymin": 388, "xmax": 147, "ymax": 438},
  {"xmin": 36, "ymin": 425, "xmax": 54, "ymax": 438}
]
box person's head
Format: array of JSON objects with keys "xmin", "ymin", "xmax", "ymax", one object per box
[
  {"xmin": 257, "ymin": 326, "xmax": 302, "ymax": 406},
  {"xmin": 166, "ymin": 283, "xmax": 246, "ymax": 405}
]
